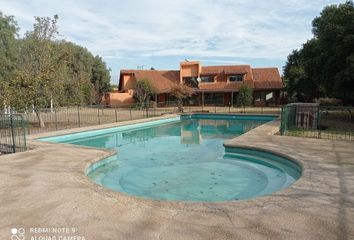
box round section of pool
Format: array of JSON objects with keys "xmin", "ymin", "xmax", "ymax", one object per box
[
  {"xmin": 87, "ymin": 147, "xmax": 301, "ymax": 202},
  {"xmin": 84, "ymin": 116, "xmax": 302, "ymax": 202},
  {"xmin": 41, "ymin": 114, "xmax": 301, "ymax": 202}
]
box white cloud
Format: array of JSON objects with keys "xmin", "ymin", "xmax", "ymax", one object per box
[{"xmin": 0, "ymin": 0, "xmax": 343, "ymax": 79}]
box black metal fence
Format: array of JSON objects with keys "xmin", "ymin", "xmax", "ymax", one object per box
[
  {"xmin": 3, "ymin": 102, "xmax": 281, "ymax": 136},
  {"xmin": 280, "ymin": 103, "xmax": 354, "ymax": 141},
  {"xmin": 157, "ymin": 101, "xmax": 281, "ymax": 114},
  {"xmin": 0, "ymin": 114, "xmax": 27, "ymax": 153},
  {"xmin": 15, "ymin": 104, "xmax": 179, "ymax": 135}
]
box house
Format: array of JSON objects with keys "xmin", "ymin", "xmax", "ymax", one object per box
[{"xmin": 103, "ymin": 61, "xmax": 283, "ymax": 107}]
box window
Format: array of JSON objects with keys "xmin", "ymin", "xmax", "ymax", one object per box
[
  {"xmin": 204, "ymin": 93, "xmax": 224, "ymax": 105},
  {"xmin": 232, "ymin": 92, "xmax": 239, "ymax": 105},
  {"xmin": 184, "ymin": 94, "xmax": 200, "ymax": 105},
  {"xmin": 200, "ymin": 76, "xmax": 214, "ymax": 83},
  {"xmin": 228, "ymin": 74, "xmax": 243, "ymax": 82},
  {"xmin": 183, "ymin": 77, "xmax": 198, "ymax": 88}
]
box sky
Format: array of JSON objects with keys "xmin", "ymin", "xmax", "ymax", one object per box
[{"xmin": 0, "ymin": 0, "xmax": 344, "ymax": 84}]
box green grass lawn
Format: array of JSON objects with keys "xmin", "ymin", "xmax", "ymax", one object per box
[{"xmin": 286, "ymin": 109, "xmax": 354, "ymax": 141}]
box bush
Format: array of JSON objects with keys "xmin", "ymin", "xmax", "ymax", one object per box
[
  {"xmin": 316, "ymin": 98, "xmax": 343, "ymax": 106},
  {"xmin": 170, "ymin": 84, "xmax": 193, "ymax": 112},
  {"xmin": 237, "ymin": 85, "xmax": 253, "ymax": 107},
  {"xmin": 134, "ymin": 79, "xmax": 156, "ymax": 109}
]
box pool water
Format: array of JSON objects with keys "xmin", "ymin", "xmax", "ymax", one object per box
[{"xmin": 43, "ymin": 115, "xmax": 301, "ymax": 202}]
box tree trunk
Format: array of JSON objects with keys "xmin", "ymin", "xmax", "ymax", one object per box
[
  {"xmin": 178, "ymin": 99, "xmax": 184, "ymax": 113},
  {"xmin": 35, "ymin": 110, "xmax": 45, "ymax": 128},
  {"xmin": 96, "ymin": 93, "xmax": 103, "ymax": 106}
]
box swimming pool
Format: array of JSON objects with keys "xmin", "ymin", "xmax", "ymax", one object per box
[{"xmin": 41, "ymin": 114, "xmax": 301, "ymax": 202}]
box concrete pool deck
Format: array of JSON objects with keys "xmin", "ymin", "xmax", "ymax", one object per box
[{"xmin": 0, "ymin": 114, "xmax": 353, "ymax": 240}]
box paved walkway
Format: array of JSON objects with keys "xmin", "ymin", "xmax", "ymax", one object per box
[{"xmin": 0, "ymin": 116, "xmax": 353, "ymax": 240}]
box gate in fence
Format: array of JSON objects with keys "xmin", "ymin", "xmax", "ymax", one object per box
[
  {"xmin": 280, "ymin": 103, "xmax": 354, "ymax": 140},
  {"xmin": 0, "ymin": 114, "xmax": 27, "ymax": 154},
  {"xmin": 280, "ymin": 103, "xmax": 319, "ymax": 135}
]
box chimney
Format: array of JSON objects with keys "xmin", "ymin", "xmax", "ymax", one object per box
[{"xmin": 179, "ymin": 61, "xmax": 201, "ymax": 83}]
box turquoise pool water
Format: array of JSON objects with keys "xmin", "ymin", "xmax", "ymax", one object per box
[{"xmin": 42, "ymin": 114, "xmax": 301, "ymax": 202}]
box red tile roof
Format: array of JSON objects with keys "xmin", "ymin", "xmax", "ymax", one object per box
[
  {"xmin": 120, "ymin": 70, "xmax": 179, "ymax": 93},
  {"xmin": 119, "ymin": 65, "xmax": 283, "ymax": 93},
  {"xmin": 252, "ymin": 68, "xmax": 284, "ymax": 89},
  {"xmin": 201, "ymin": 65, "xmax": 253, "ymax": 81},
  {"xmin": 198, "ymin": 82, "xmax": 254, "ymax": 91}
]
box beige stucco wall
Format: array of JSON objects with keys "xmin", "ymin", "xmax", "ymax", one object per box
[
  {"xmin": 105, "ymin": 91, "xmax": 135, "ymax": 106},
  {"xmin": 180, "ymin": 61, "xmax": 201, "ymax": 83},
  {"xmin": 180, "ymin": 65, "xmax": 199, "ymax": 77}
]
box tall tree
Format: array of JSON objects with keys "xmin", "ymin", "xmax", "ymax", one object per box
[
  {"xmin": 1, "ymin": 12, "xmax": 112, "ymax": 118},
  {"xmin": 59, "ymin": 41, "xmax": 95, "ymax": 106},
  {"xmin": 0, "ymin": 12, "xmax": 18, "ymax": 104},
  {"xmin": 312, "ymin": 0, "xmax": 354, "ymax": 102},
  {"xmin": 283, "ymin": 50, "xmax": 307, "ymax": 101},
  {"xmin": 91, "ymin": 56, "xmax": 111, "ymax": 105},
  {"xmin": 284, "ymin": 41, "xmax": 322, "ymax": 102},
  {"xmin": 284, "ymin": 1, "xmax": 354, "ymax": 103},
  {"xmin": 7, "ymin": 15, "xmax": 68, "ymax": 127}
]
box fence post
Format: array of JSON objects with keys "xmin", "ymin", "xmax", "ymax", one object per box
[
  {"xmin": 115, "ymin": 108, "xmax": 118, "ymax": 122},
  {"xmin": 54, "ymin": 108, "xmax": 58, "ymax": 131},
  {"xmin": 214, "ymin": 104, "xmax": 216, "ymax": 113},
  {"xmin": 21, "ymin": 115, "xmax": 27, "ymax": 151},
  {"xmin": 77, "ymin": 105, "xmax": 81, "ymax": 127},
  {"xmin": 280, "ymin": 106, "xmax": 284, "ymax": 135},
  {"xmin": 318, "ymin": 106, "xmax": 321, "ymax": 138},
  {"xmin": 10, "ymin": 114, "xmax": 16, "ymax": 153},
  {"xmin": 25, "ymin": 113, "xmax": 30, "ymax": 135},
  {"xmin": 97, "ymin": 107, "xmax": 101, "ymax": 125},
  {"xmin": 130, "ymin": 107, "xmax": 132, "ymax": 120}
]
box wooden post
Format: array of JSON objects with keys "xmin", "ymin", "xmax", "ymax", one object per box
[
  {"xmin": 54, "ymin": 108, "xmax": 58, "ymax": 131},
  {"xmin": 231, "ymin": 91, "xmax": 234, "ymax": 108},
  {"xmin": 202, "ymin": 91, "xmax": 204, "ymax": 109},
  {"xmin": 97, "ymin": 107, "xmax": 101, "ymax": 125},
  {"xmin": 77, "ymin": 105, "xmax": 81, "ymax": 127},
  {"xmin": 10, "ymin": 114, "xmax": 16, "ymax": 153}
]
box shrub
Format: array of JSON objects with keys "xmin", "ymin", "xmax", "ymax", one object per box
[
  {"xmin": 170, "ymin": 84, "xmax": 194, "ymax": 112},
  {"xmin": 237, "ymin": 84, "xmax": 253, "ymax": 107},
  {"xmin": 134, "ymin": 79, "xmax": 156, "ymax": 108},
  {"xmin": 316, "ymin": 98, "xmax": 343, "ymax": 106}
]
